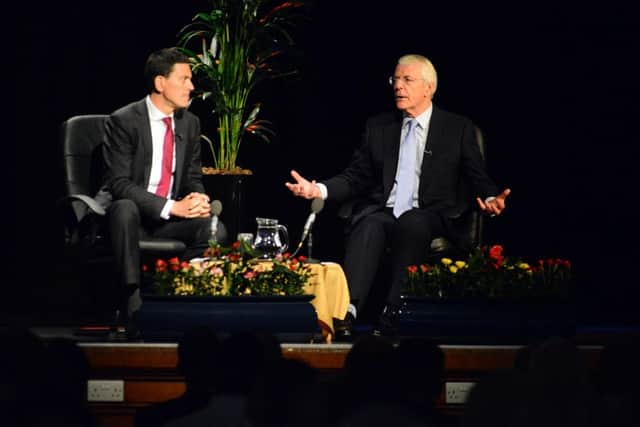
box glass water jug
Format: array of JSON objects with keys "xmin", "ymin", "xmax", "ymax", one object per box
[{"xmin": 253, "ymin": 217, "xmax": 289, "ymax": 260}]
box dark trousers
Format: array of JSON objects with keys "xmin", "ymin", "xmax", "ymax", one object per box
[
  {"xmin": 343, "ymin": 207, "xmax": 445, "ymax": 314},
  {"xmin": 107, "ymin": 199, "xmax": 213, "ymax": 316}
]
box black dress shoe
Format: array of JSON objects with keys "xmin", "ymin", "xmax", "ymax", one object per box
[
  {"xmin": 372, "ymin": 304, "xmax": 401, "ymax": 338},
  {"xmin": 111, "ymin": 309, "xmax": 141, "ymax": 341},
  {"xmin": 333, "ymin": 312, "xmax": 355, "ymax": 342}
]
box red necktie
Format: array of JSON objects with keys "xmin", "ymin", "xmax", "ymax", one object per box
[{"xmin": 156, "ymin": 116, "xmax": 174, "ymax": 197}]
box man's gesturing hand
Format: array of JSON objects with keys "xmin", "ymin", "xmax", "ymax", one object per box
[
  {"xmin": 285, "ymin": 170, "xmax": 321, "ymax": 199},
  {"xmin": 476, "ymin": 188, "xmax": 511, "ymax": 217}
]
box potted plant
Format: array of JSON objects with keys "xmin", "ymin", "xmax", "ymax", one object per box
[
  {"xmin": 177, "ymin": 0, "xmax": 304, "ymax": 238},
  {"xmin": 400, "ymin": 244, "xmax": 575, "ymax": 340},
  {"xmin": 404, "ymin": 244, "xmax": 572, "ymax": 300},
  {"xmin": 138, "ymin": 241, "xmax": 319, "ymax": 341}
]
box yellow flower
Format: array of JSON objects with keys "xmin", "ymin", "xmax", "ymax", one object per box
[
  {"xmin": 518, "ymin": 263, "xmax": 530, "ymax": 270},
  {"xmin": 441, "ymin": 258, "xmax": 453, "ymax": 266},
  {"xmin": 455, "ymin": 261, "xmax": 466, "ymax": 268},
  {"xmin": 175, "ymin": 284, "xmax": 195, "ymax": 295},
  {"xmin": 449, "ymin": 266, "xmax": 458, "ymax": 273}
]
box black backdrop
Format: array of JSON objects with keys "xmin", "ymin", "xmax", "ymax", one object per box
[{"xmin": 12, "ymin": 1, "xmax": 640, "ymax": 320}]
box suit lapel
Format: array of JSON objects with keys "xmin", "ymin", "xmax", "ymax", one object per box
[
  {"xmin": 419, "ymin": 106, "xmax": 443, "ymax": 193},
  {"xmin": 133, "ymin": 100, "xmax": 154, "ymax": 188},
  {"xmin": 173, "ymin": 116, "xmax": 187, "ymax": 194},
  {"xmin": 383, "ymin": 116, "xmax": 402, "ymax": 197}
]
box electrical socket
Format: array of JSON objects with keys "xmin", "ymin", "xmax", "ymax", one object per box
[
  {"xmin": 445, "ymin": 381, "xmax": 475, "ymax": 404},
  {"xmin": 87, "ymin": 380, "xmax": 124, "ymax": 402}
]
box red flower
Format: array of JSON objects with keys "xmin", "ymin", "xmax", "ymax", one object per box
[
  {"xmin": 489, "ymin": 245, "xmax": 503, "ymax": 260},
  {"xmin": 141, "ymin": 264, "xmax": 148, "ymax": 272},
  {"xmin": 232, "ymin": 241, "xmax": 241, "ymax": 250},
  {"xmin": 420, "ymin": 264, "xmax": 429, "ymax": 273},
  {"xmin": 491, "ymin": 257, "xmax": 504, "ymax": 269},
  {"xmin": 407, "ymin": 265, "xmax": 418, "ymax": 274},
  {"xmin": 155, "ymin": 259, "xmax": 167, "ymax": 273},
  {"xmin": 298, "ymin": 255, "xmax": 307, "ymax": 262}
]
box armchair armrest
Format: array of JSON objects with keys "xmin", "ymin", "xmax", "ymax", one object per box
[
  {"xmin": 68, "ymin": 194, "xmax": 106, "ymax": 216},
  {"xmin": 56, "ymin": 194, "xmax": 107, "ymax": 248}
]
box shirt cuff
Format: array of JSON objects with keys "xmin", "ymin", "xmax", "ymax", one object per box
[
  {"xmin": 160, "ymin": 199, "xmax": 174, "ymax": 219},
  {"xmin": 316, "ymin": 183, "xmax": 328, "ymax": 200}
]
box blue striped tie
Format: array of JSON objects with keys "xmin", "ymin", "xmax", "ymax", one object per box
[{"xmin": 393, "ymin": 118, "xmax": 418, "ymax": 218}]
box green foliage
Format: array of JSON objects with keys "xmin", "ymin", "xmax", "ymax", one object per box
[{"xmin": 177, "ymin": 0, "xmax": 305, "ymax": 171}]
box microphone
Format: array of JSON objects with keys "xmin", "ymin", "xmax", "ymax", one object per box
[
  {"xmin": 291, "ymin": 198, "xmax": 324, "ymax": 258},
  {"xmin": 302, "ymin": 197, "xmax": 324, "ymax": 242},
  {"xmin": 210, "ymin": 199, "xmax": 222, "ymax": 243}
]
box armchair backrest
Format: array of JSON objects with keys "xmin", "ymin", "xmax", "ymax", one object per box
[
  {"xmin": 61, "ymin": 114, "xmax": 109, "ymax": 198},
  {"xmin": 430, "ymin": 125, "xmax": 486, "ymax": 254}
]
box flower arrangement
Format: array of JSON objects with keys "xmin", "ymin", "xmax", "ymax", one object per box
[
  {"xmin": 404, "ymin": 245, "xmax": 572, "ymax": 300},
  {"xmin": 177, "ymin": 0, "xmax": 305, "ymax": 173},
  {"xmin": 144, "ymin": 241, "xmax": 314, "ymax": 297}
]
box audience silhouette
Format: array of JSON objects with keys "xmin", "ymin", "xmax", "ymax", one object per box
[
  {"xmin": 135, "ymin": 325, "xmax": 221, "ymax": 427},
  {"xmin": 7, "ymin": 324, "xmax": 640, "ymax": 427},
  {"xmin": 163, "ymin": 329, "xmax": 283, "ymax": 427},
  {"xmin": 332, "ymin": 335, "xmax": 448, "ymax": 426},
  {"xmin": 1, "ymin": 327, "xmax": 98, "ymax": 426},
  {"xmin": 391, "ymin": 338, "xmax": 448, "ymax": 426},
  {"xmin": 593, "ymin": 339, "xmax": 640, "ymax": 426},
  {"xmin": 248, "ymin": 357, "xmax": 326, "ymax": 427},
  {"xmin": 462, "ymin": 336, "xmax": 602, "ymax": 427}
]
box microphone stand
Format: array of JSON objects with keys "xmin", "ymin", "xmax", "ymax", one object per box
[
  {"xmin": 305, "ymin": 232, "xmax": 321, "ymax": 264},
  {"xmin": 291, "ymin": 197, "xmax": 324, "ymax": 261}
]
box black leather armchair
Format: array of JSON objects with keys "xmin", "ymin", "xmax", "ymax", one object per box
[{"xmin": 58, "ymin": 114, "xmax": 186, "ymax": 284}]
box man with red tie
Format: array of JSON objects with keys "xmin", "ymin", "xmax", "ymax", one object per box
[{"xmin": 101, "ymin": 48, "xmax": 226, "ymax": 333}]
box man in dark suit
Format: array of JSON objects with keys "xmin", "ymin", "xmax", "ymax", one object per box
[
  {"xmin": 286, "ymin": 54, "xmax": 510, "ymax": 339},
  {"xmin": 101, "ymin": 47, "xmax": 226, "ymax": 331}
]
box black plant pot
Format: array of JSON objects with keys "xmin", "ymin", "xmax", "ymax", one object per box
[
  {"xmin": 202, "ymin": 174, "xmax": 252, "ymax": 243},
  {"xmin": 398, "ymin": 296, "xmax": 576, "ymax": 344},
  {"xmin": 136, "ymin": 295, "xmax": 319, "ymax": 342}
]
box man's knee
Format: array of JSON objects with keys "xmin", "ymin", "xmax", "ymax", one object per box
[
  {"xmin": 349, "ymin": 211, "xmax": 393, "ymax": 238},
  {"xmin": 395, "ymin": 216, "xmax": 430, "ymax": 241},
  {"xmin": 109, "ymin": 199, "xmax": 140, "ymax": 225}
]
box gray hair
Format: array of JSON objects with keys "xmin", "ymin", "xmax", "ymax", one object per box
[{"xmin": 398, "ymin": 54, "xmax": 438, "ymax": 93}]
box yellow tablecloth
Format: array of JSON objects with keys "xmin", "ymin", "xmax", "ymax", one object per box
[{"xmin": 304, "ymin": 262, "xmax": 350, "ymax": 342}]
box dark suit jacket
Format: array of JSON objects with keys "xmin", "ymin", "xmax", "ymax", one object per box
[
  {"xmin": 325, "ymin": 106, "xmax": 499, "ymax": 229},
  {"xmin": 101, "ymin": 98, "xmax": 205, "ymax": 220}
]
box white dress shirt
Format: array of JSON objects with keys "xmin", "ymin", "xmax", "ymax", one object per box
[{"xmin": 145, "ymin": 96, "xmax": 175, "ymax": 219}]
